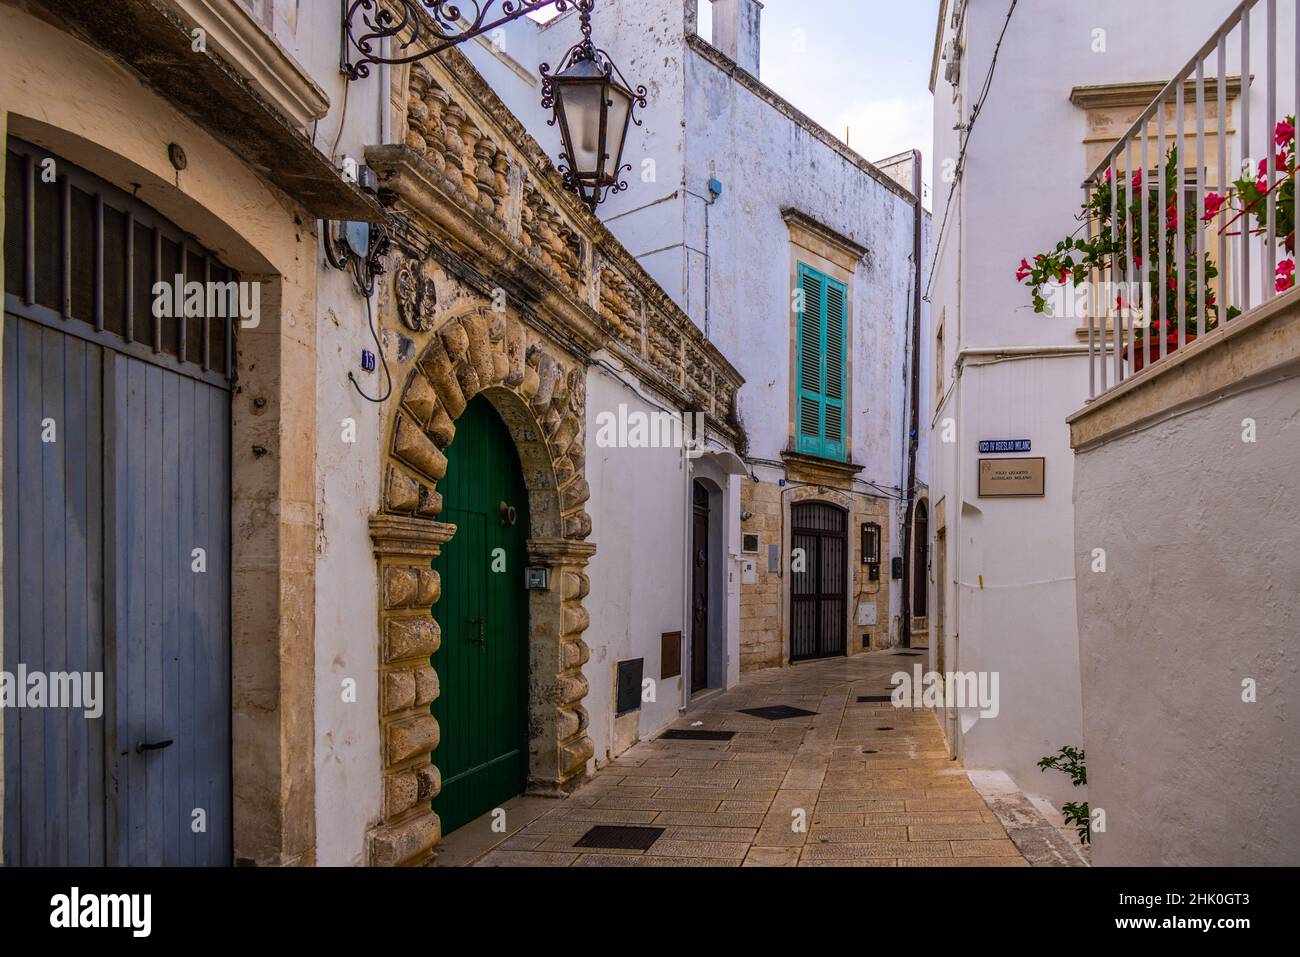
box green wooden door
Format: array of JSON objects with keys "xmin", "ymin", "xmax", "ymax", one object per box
[{"xmin": 430, "ymin": 395, "xmax": 530, "ymax": 835}]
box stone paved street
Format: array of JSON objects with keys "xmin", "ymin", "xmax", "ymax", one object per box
[{"xmin": 432, "ymin": 648, "xmax": 1033, "ymax": 867}]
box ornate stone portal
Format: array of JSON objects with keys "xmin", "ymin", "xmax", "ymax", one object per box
[
  {"xmin": 368, "ymin": 303, "xmax": 595, "ymax": 866},
  {"xmin": 363, "ymin": 41, "xmax": 744, "ymax": 865}
]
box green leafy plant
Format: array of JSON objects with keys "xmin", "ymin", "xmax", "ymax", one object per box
[
  {"xmin": 1037, "ymin": 745, "xmax": 1090, "ymax": 844},
  {"xmin": 1015, "ymin": 146, "xmax": 1238, "ymax": 353}
]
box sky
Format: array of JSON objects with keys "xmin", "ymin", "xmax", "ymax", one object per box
[
  {"xmin": 707, "ymin": 0, "xmax": 939, "ymax": 204},
  {"xmin": 533, "ymin": 1, "xmax": 940, "ymax": 203}
]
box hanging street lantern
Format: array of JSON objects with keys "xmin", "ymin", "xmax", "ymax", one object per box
[
  {"xmin": 540, "ymin": 1, "xmax": 647, "ymax": 210},
  {"xmin": 341, "ymin": 1, "xmax": 647, "ymax": 210}
]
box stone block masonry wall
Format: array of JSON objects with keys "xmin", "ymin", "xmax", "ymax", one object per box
[
  {"xmin": 739, "ymin": 479, "xmax": 894, "ymax": 672},
  {"xmin": 739, "ymin": 480, "xmax": 783, "ymax": 670}
]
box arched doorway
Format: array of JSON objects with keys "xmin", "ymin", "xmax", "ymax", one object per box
[
  {"xmin": 690, "ymin": 480, "xmax": 711, "ymax": 692},
  {"xmin": 790, "ymin": 501, "xmax": 848, "ymax": 662},
  {"xmin": 429, "ymin": 395, "xmax": 531, "ymax": 835},
  {"xmin": 369, "ymin": 302, "xmax": 596, "ymax": 865},
  {"xmin": 913, "ymin": 500, "xmax": 929, "ymax": 619}
]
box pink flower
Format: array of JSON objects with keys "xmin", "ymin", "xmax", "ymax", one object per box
[
  {"xmin": 1276, "ymin": 259, "xmax": 1295, "ymax": 292},
  {"xmin": 1276, "ymin": 119, "xmax": 1295, "ymax": 148},
  {"xmin": 1131, "ymin": 168, "xmax": 1143, "ymax": 190},
  {"xmin": 1105, "ymin": 167, "xmax": 1113, "ymax": 183},
  {"xmin": 1016, "ymin": 258, "xmax": 1032, "ymax": 281},
  {"xmin": 1202, "ymin": 191, "xmax": 1227, "ymax": 221},
  {"xmin": 1057, "ymin": 265, "xmax": 1070, "ymax": 284},
  {"xmin": 1256, "ymin": 175, "xmax": 1269, "ymax": 194}
]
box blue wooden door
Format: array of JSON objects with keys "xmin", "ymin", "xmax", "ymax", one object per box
[{"xmin": 2, "ymin": 139, "xmax": 232, "ymax": 865}]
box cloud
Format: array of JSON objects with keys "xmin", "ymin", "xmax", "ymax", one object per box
[{"xmin": 835, "ymin": 94, "xmax": 934, "ymax": 168}]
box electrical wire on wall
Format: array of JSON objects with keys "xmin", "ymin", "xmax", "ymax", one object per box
[
  {"xmin": 348, "ymin": 256, "xmax": 392, "ymax": 404},
  {"xmin": 322, "ymin": 220, "xmax": 393, "ymax": 403},
  {"xmin": 923, "ymin": 0, "xmax": 1019, "ymax": 302}
]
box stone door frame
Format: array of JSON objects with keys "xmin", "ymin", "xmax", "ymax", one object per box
[{"xmin": 367, "ymin": 303, "xmax": 595, "ymax": 866}]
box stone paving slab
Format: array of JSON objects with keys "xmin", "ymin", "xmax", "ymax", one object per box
[{"xmin": 438, "ymin": 651, "xmax": 1041, "ymax": 868}]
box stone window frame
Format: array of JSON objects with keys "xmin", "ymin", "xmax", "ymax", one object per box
[{"xmin": 781, "ymin": 208, "xmax": 867, "ymax": 466}]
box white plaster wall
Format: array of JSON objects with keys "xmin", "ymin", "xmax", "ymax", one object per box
[
  {"xmin": 947, "ymin": 356, "xmax": 1088, "ymax": 807},
  {"xmin": 256, "ymin": 4, "xmax": 392, "ymax": 865},
  {"xmin": 683, "ymin": 51, "xmax": 916, "ymax": 489},
  {"xmin": 1073, "ymin": 377, "xmax": 1300, "ymax": 865},
  {"xmin": 926, "ymin": 0, "xmax": 1295, "ymax": 808},
  {"xmin": 582, "ymin": 364, "xmax": 688, "ymax": 763}
]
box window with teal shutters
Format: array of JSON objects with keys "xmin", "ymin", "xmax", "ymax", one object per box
[{"xmin": 795, "ymin": 263, "xmax": 848, "ymax": 461}]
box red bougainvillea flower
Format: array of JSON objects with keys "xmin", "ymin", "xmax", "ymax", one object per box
[
  {"xmin": 1105, "ymin": 167, "xmax": 1113, "ymax": 182},
  {"xmin": 1202, "ymin": 192, "xmax": 1227, "ymax": 221},
  {"xmin": 1056, "ymin": 265, "xmax": 1070, "ymax": 284},
  {"xmin": 1276, "ymin": 258, "xmax": 1295, "ymax": 292},
  {"xmin": 1166, "ymin": 202, "xmax": 1178, "ymax": 230},
  {"xmin": 1276, "ymin": 119, "xmax": 1295, "ymax": 148},
  {"xmin": 1256, "ymin": 175, "xmax": 1269, "ymax": 193},
  {"xmin": 1131, "ymin": 168, "xmax": 1143, "ymax": 190},
  {"xmin": 1016, "ymin": 258, "xmax": 1032, "ymax": 281}
]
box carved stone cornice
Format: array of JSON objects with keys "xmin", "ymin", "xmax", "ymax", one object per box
[
  {"xmin": 527, "ymin": 537, "xmax": 598, "ymax": 566},
  {"xmin": 367, "ymin": 37, "xmax": 746, "ymax": 447},
  {"xmin": 369, "ymin": 514, "xmax": 457, "ymax": 560}
]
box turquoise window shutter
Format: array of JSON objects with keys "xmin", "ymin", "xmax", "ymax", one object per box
[
  {"xmin": 795, "ymin": 263, "xmax": 824, "ymax": 456},
  {"xmin": 822, "ymin": 274, "xmax": 847, "ymax": 461},
  {"xmin": 794, "ymin": 263, "xmax": 848, "ymax": 461}
]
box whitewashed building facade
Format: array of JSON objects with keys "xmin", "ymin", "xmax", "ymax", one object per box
[{"xmin": 472, "ymin": 0, "xmax": 931, "ymax": 680}]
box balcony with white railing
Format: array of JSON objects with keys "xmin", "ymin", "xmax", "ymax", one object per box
[
  {"xmin": 1063, "ymin": 1, "xmax": 1300, "ymax": 868},
  {"xmin": 1024, "ymin": 0, "xmax": 1300, "ymax": 400}
]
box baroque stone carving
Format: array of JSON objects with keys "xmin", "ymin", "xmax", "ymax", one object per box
[
  {"xmin": 394, "ymin": 257, "xmax": 437, "ymax": 332},
  {"xmin": 405, "ymin": 63, "xmax": 512, "ymax": 226}
]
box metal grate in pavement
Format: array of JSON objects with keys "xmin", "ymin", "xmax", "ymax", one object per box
[
  {"xmin": 737, "ymin": 705, "xmax": 818, "ymax": 720},
  {"xmin": 575, "ymin": 825, "xmax": 665, "ymax": 850},
  {"xmin": 659, "ymin": 729, "xmax": 736, "ymax": 741}
]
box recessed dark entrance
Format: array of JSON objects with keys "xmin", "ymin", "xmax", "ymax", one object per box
[
  {"xmin": 690, "ymin": 480, "xmax": 710, "ymax": 692},
  {"xmin": 790, "ymin": 501, "xmax": 847, "ymax": 662},
  {"xmin": 913, "ymin": 500, "xmax": 929, "ymax": 619}
]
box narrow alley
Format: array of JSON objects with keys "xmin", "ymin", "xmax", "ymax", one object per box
[{"xmin": 433, "ymin": 650, "xmax": 1072, "ymax": 867}]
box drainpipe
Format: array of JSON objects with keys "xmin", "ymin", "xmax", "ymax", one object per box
[
  {"xmin": 680, "ymin": 437, "xmax": 692, "ymax": 712},
  {"xmin": 899, "ymin": 151, "xmax": 923, "ymax": 650},
  {"xmin": 702, "ymin": 177, "xmax": 722, "ymax": 340}
]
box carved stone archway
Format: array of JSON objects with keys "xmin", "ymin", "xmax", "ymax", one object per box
[{"xmin": 367, "ymin": 303, "xmax": 595, "ymax": 866}]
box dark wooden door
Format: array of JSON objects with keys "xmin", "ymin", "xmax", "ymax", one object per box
[
  {"xmin": 429, "ymin": 395, "xmax": 529, "ymax": 835},
  {"xmin": 2, "ymin": 139, "xmax": 233, "ymax": 865},
  {"xmin": 913, "ymin": 503, "xmax": 929, "ymax": 618},
  {"xmin": 690, "ymin": 481, "xmax": 710, "ymax": 692},
  {"xmin": 790, "ymin": 502, "xmax": 847, "ymax": 662}
]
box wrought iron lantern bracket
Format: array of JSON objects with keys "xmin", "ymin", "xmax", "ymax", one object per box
[
  {"xmin": 340, "ymin": 0, "xmax": 647, "ymax": 209},
  {"xmin": 539, "ymin": 3, "xmax": 647, "ymax": 209},
  {"xmin": 341, "ymin": 0, "xmax": 579, "ymax": 80}
]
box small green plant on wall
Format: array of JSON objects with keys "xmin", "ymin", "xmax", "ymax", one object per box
[{"xmin": 1037, "ymin": 745, "xmax": 1090, "ymax": 844}]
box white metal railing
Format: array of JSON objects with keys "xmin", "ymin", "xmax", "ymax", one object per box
[{"xmin": 1082, "ymin": 0, "xmax": 1299, "ymax": 398}]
